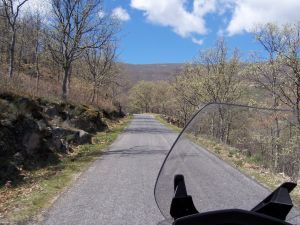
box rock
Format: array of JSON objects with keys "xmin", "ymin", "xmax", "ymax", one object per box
[
  {"xmin": 52, "ymin": 127, "xmax": 76, "ymax": 139},
  {"xmin": 37, "ymin": 119, "xmax": 48, "ymax": 131},
  {"xmin": 68, "ymin": 104, "xmax": 87, "ymax": 117},
  {"xmin": 45, "ymin": 106, "xmax": 59, "ymax": 118},
  {"xmin": 38, "ymin": 126, "xmax": 53, "ymax": 140},
  {"xmin": 13, "ymin": 152, "xmax": 24, "ymax": 165},
  {"xmin": 75, "ymin": 130, "xmax": 92, "ymax": 145},
  {"xmin": 10, "ymin": 116, "xmax": 59, "ymax": 164},
  {"xmin": 50, "ymin": 138, "xmax": 68, "ymax": 153},
  {"xmin": 52, "ymin": 126, "xmax": 92, "ymax": 145},
  {"xmin": 69, "ymin": 110, "xmax": 107, "ymax": 133},
  {"xmin": 45, "ymin": 104, "xmax": 68, "ymax": 121},
  {"xmin": 16, "ymin": 97, "xmax": 43, "ymax": 120},
  {"xmin": 0, "ymin": 119, "xmax": 12, "ymax": 127},
  {"xmin": 51, "ymin": 127, "xmax": 74, "ymax": 153},
  {"xmin": 13, "ymin": 116, "xmax": 41, "ymax": 154},
  {"xmin": 0, "ymin": 123, "xmax": 17, "ymax": 159},
  {"xmin": 104, "ymin": 109, "xmax": 125, "ymax": 119},
  {"xmin": 51, "ymin": 126, "xmax": 92, "ymax": 149},
  {"xmin": 0, "ymin": 162, "xmax": 21, "ymax": 185},
  {"xmin": 23, "ymin": 132, "xmax": 41, "ymax": 155},
  {"xmin": 69, "ymin": 117, "xmax": 89, "ymax": 132}
]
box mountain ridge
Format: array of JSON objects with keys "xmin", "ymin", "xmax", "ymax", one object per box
[{"xmin": 119, "ymin": 63, "xmax": 184, "ymax": 84}]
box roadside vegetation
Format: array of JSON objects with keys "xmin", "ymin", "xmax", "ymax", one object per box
[
  {"xmin": 130, "ymin": 23, "xmax": 300, "ymax": 187},
  {"xmin": 154, "ymin": 114, "xmax": 182, "ymax": 132}
]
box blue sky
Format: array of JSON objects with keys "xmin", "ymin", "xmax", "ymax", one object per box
[
  {"xmin": 26, "ymin": 0, "xmax": 300, "ymax": 64},
  {"xmin": 105, "ymin": 0, "xmax": 240, "ymax": 64},
  {"xmin": 101, "ymin": 0, "xmax": 300, "ymax": 64}
]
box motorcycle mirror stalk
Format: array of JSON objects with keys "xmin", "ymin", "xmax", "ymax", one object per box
[{"xmin": 170, "ymin": 174, "xmax": 297, "ymax": 225}]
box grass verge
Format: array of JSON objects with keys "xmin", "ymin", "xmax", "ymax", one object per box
[
  {"xmin": 154, "ymin": 114, "xmax": 182, "ymax": 132},
  {"xmin": 155, "ymin": 114, "xmax": 300, "ymax": 205},
  {"xmin": 0, "ymin": 116, "xmax": 132, "ymax": 224}
]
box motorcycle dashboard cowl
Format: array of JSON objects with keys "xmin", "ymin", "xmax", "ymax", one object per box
[{"xmin": 173, "ymin": 209, "xmax": 292, "ymax": 225}]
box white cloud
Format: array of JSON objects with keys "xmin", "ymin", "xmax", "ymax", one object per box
[
  {"xmin": 192, "ymin": 37, "xmax": 203, "ymax": 45},
  {"xmin": 131, "ymin": 0, "xmax": 300, "ymax": 41},
  {"xmin": 227, "ymin": 0, "xmax": 300, "ymax": 35},
  {"xmin": 112, "ymin": 7, "xmax": 131, "ymax": 22},
  {"xmin": 193, "ymin": 0, "xmax": 218, "ymax": 17},
  {"xmin": 130, "ymin": 0, "xmax": 219, "ymax": 38}
]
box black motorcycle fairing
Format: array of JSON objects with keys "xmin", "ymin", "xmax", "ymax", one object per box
[
  {"xmin": 170, "ymin": 174, "xmax": 297, "ymax": 223},
  {"xmin": 170, "ymin": 174, "xmax": 198, "ymax": 219},
  {"xmin": 173, "ymin": 209, "xmax": 292, "ymax": 225},
  {"xmin": 251, "ymin": 182, "xmax": 296, "ymax": 220}
]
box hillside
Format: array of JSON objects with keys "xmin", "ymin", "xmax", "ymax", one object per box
[{"xmin": 120, "ymin": 63, "xmax": 184, "ymax": 84}]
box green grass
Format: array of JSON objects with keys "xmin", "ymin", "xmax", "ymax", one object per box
[{"xmin": 0, "ymin": 116, "xmax": 132, "ymax": 224}]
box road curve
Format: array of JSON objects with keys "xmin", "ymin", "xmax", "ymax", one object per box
[{"xmin": 42, "ymin": 114, "xmax": 299, "ymax": 225}]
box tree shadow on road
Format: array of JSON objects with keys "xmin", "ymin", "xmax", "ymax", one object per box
[
  {"xmin": 103, "ymin": 145, "xmax": 169, "ymax": 157},
  {"xmin": 124, "ymin": 127, "xmax": 174, "ymax": 134}
]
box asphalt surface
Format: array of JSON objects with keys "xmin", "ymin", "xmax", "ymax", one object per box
[
  {"xmin": 42, "ymin": 114, "xmax": 300, "ymax": 225},
  {"xmin": 42, "ymin": 114, "xmax": 177, "ymax": 225}
]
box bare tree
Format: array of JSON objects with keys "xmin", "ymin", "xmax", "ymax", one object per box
[
  {"xmin": 173, "ymin": 64, "xmax": 203, "ymax": 108},
  {"xmin": 172, "ymin": 39, "xmax": 242, "ymax": 129},
  {"xmin": 31, "ymin": 12, "xmax": 42, "ymax": 94},
  {"xmin": 248, "ymin": 24, "xmax": 285, "ymax": 171},
  {"xmin": 0, "ymin": 4, "xmax": 9, "ymax": 70},
  {"xmin": 251, "ymin": 23, "xmax": 300, "ymax": 130},
  {"xmin": 199, "ymin": 40, "xmax": 241, "ymax": 143},
  {"xmin": 85, "ymin": 41, "xmax": 117, "ymax": 104},
  {"xmin": 198, "ymin": 39, "xmax": 242, "ymax": 104},
  {"xmin": 47, "ymin": 0, "xmax": 115, "ymax": 101},
  {"xmin": 250, "ymin": 24, "xmax": 284, "ymax": 108},
  {"xmin": 0, "ymin": 0, "xmax": 29, "ymax": 78},
  {"xmin": 279, "ymin": 23, "xmax": 300, "ymax": 130}
]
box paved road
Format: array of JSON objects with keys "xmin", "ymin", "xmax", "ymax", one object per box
[
  {"xmin": 42, "ymin": 114, "xmax": 177, "ymax": 225},
  {"xmin": 42, "ymin": 114, "xmax": 299, "ymax": 225}
]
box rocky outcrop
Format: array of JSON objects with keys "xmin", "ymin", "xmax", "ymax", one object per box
[
  {"xmin": 0, "ymin": 93, "xmax": 124, "ymax": 186},
  {"xmin": 69, "ymin": 114, "xmax": 106, "ymax": 133}
]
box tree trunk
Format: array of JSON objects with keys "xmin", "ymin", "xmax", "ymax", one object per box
[
  {"xmin": 211, "ymin": 115, "xmax": 215, "ymax": 137},
  {"xmin": 218, "ymin": 106, "xmax": 226, "ymax": 142},
  {"xmin": 271, "ymin": 94, "xmax": 280, "ymax": 172},
  {"xmin": 68, "ymin": 66, "xmax": 72, "ymax": 91},
  {"xmin": 62, "ymin": 66, "xmax": 70, "ymax": 101},
  {"xmin": 274, "ymin": 116, "xmax": 280, "ymax": 172},
  {"xmin": 8, "ymin": 31, "xmax": 16, "ymax": 78},
  {"xmin": 91, "ymin": 81, "xmax": 97, "ymax": 104},
  {"xmin": 35, "ymin": 54, "xmax": 40, "ymax": 95},
  {"xmin": 226, "ymin": 120, "xmax": 231, "ymax": 144},
  {"xmin": 17, "ymin": 38, "xmax": 24, "ymax": 77}
]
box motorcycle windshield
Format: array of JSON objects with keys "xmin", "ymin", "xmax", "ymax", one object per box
[{"xmin": 154, "ymin": 103, "xmax": 300, "ymax": 224}]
